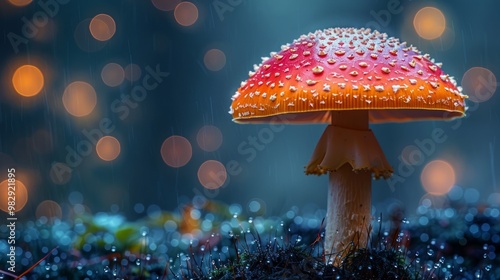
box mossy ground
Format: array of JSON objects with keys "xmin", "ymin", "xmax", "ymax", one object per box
[{"xmin": 1, "ymin": 201, "xmax": 498, "ymax": 279}]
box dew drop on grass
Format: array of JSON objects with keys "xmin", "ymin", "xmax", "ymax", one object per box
[
  {"xmin": 111, "ymin": 246, "xmax": 116, "ymax": 252},
  {"xmin": 485, "ymin": 264, "xmax": 492, "ymax": 271},
  {"xmin": 427, "ymin": 249, "xmax": 434, "ymax": 256},
  {"xmin": 104, "ymin": 266, "xmax": 110, "ymax": 273},
  {"xmin": 77, "ymin": 263, "xmax": 83, "ymax": 270},
  {"xmin": 296, "ymin": 235, "xmax": 302, "ymax": 243}
]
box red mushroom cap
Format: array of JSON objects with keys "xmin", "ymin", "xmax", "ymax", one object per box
[{"xmin": 229, "ymin": 27, "xmax": 467, "ymax": 123}]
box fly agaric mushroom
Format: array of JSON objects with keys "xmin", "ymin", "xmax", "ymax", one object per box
[{"xmin": 229, "ymin": 27, "xmax": 466, "ymax": 262}]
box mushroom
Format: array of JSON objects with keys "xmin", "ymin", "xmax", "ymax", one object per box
[{"xmin": 229, "ymin": 27, "xmax": 467, "ymax": 262}]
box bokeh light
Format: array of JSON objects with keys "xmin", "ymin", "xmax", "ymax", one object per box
[
  {"xmin": 0, "ymin": 179, "xmax": 28, "ymax": 213},
  {"xmin": 432, "ymin": 26, "xmax": 456, "ymax": 51},
  {"xmin": 400, "ymin": 145, "xmax": 424, "ymax": 165},
  {"xmin": 197, "ymin": 160, "xmax": 227, "ymax": 190},
  {"xmin": 62, "ymin": 81, "xmax": 97, "ymax": 117},
  {"xmin": 68, "ymin": 191, "xmax": 83, "ymax": 205},
  {"xmin": 50, "ymin": 162, "xmax": 72, "ymax": 185},
  {"xmin": 36, "ymin": 200, "xmax": 62, "ymax": 221},
  {"xmin": 124, "ymin": 63, "xmax": 142, "ymax": 82},
  {"xmin": 463, "ymin": 188, "xmax": 480, "ymax": 204},
  {"xmin": 72, "ymin": 203, "xmax": 91, "ymax": 216},
  {"xmin": 89, "ymin": 14, "xmax": 116, "ymax": 41},
  {"xmin": 8, "ymin": 0, "xmax": 32, "ymax": 7},
  {"xmin": 12, "ymin": 65, "xmax": 44, "ymax": 97},
  {"xmin": 413, "ymin": 7, "xmax": 446, "ymax": 40},
  {"xmin": 196, "ymin": 125, "xmax": 223, "ymax": 152},
  {"xmin": 32, "ymin": 19, "xmax": 57, "ymax": 43},
  {"xmin": 420, "ymin": 160, "xmax": 456, "ymax": 195},
  {"xmin": 174, "ymin": 2, "xmax": 199, "ymax": 27},
  {"xmin": 101, "ymin": 63, "xmax": 125, "ymax": 87},
  {"xmin": 96, "ymin": 136, "xmax": 121, "ymax": 161},
  {"xmin": 75, "ymin": 18, "xmax": 107, "ymax": 52},
  {"xmin": 161, "ymin": 136, "xmax": 192, "ymax": 168},
  {"xmin": 248, "ymin": 198, "xmax": 267, "ymax": 215},
  {"xmin": 152, "ymin": 0, "xmax": 181, "ymax": 11},
  {"xmin": 447, "ymin": 185, "xmax": 464, "ymax": 201},
  {"xmin": 461, "ymin": 67, "xmax": 497, "ymax": 103},
  {"xmin": 488, "ymin": 192, "xmax": 500, "ymax": 207},
  {"xmin": 204, "ymin": 49, "xmax": 226, "ymax": 71},
  {"xmin": 419, "ymin": 194, "xmax": 449, "ymax": 209}
]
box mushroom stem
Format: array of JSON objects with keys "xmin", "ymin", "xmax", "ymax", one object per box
[
  {"xmin": 325, "ymin": 110, "xmax": 371, "ymax": 263},
  {"xmin": 326, "ymin": 163, "xmax": 371, "ymax": 263},
  {"xmin": 330, "ymin": 110, "xmax": 369, "ymax": 129},
  {"xmin": 305, "ymin": 110, "xmax": 393, "ymax": 264}
]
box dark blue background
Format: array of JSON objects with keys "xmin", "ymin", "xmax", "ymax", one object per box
[{"xmin": 0, "ymin": 0, "xmax": 498, "ymax": 220}]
